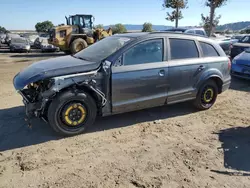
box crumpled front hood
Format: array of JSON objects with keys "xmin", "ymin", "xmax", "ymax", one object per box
[
  {"xmin": 234, "ymin": 51, "xmax": 250, "ymax": 66},
  {"xmin": 13, "ymin": 55, "xmax": 100, "ymax": 90}
]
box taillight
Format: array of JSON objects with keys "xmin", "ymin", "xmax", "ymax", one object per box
[{"xmin": 228, "ymin": 58, "xmax": 231, "ymax": 70}]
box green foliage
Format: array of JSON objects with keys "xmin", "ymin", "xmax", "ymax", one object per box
[
  {"xmin": 95, "ymin": 24, "xmax": 104, "ymax": 29},
  {"xmin": 201, "ymin": 13, "xmax": 221, "ymax": 34},
  {"xmin": 142, "ymin": 22, "xmax": 153, "ymax": 32},
  {"xmin": 162, "ymin": 0, "xmax": 188, "ymax": 28},
  {"xmin": 202, "ymin": 0, "xmax": 228, "ymax": 36},
  {"xmin": 35, "ymin": 21, "xmax": 54, "ymax": 33},
  {"xmin": 0, "ymin": 26, "xmax": 8, "ymax": 33},
  {"xmin": 240, "ymin": 29, "xmax": 250, "ymax": 34},
  {"xmin": 205, "ymin": 0, "xmax": 227, "ymax": 8},
  {"xmin": 111, "ymin": 24, "xmax": 127, "ymax": 34}
]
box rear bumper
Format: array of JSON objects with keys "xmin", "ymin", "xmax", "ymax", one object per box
[
  {"xmin": 231, "ymin": 71, "xmax": 250, "ymax": 80},
  {"xmin": 221, "ymin": 77, "xmax": 231, "ymax": 92},
  {"xmin": 231, "ymin": 63, "xmax": 250, "ymax": 80}
]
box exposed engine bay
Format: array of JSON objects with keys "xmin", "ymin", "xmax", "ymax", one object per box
[{"xmin": 19, "ymin": 69, "xmax": 107, "ymax": 125}]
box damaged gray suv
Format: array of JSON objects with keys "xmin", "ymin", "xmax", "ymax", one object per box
[{"xmin": 13, "ymin": 32, "xmax": 231, "ymax": 136}]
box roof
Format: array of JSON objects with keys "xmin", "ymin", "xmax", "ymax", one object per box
[
  {"xmin": 112, "ymin": 31, "xmax": 213, "ymax": 44},
  {"xmin": 114, "ymin": 31, "xmax": 207, "ymax": 39},
  {"xmin": 112, "ymin": 32, "xmax": 148, "ymax": 38}
]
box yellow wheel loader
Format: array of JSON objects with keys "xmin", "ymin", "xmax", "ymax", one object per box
[{"xmin": 48, "ymin": 14, "xmax": 112, "ymax": 54}]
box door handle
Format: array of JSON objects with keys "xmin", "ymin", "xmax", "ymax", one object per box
[
  {"xmin": 198, "ymin": 65, "xmax": 205, "ymax": 71},
  {"xmin": 159, "ymin": 69, "xmax": 165, "ymax": 76}
]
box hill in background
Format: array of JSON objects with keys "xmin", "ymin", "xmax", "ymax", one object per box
[
  {"xmin": 216, "ymin": 21, "xmax": 250, "ymax": 31},
  {"xmin": 104, "ymin": 21, "xmax": 250, "ymax": 31}
]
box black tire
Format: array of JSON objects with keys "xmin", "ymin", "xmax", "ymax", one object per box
[
  {"xmin": 70, "ymin": 38, "xmax": 88, "ymax": 54},
  {"xmin": 194, "ymin": 80, "xmax": 218, "ymax": 110},
  {"xmin": 47, "ymin": 90, "xmax": 97, "ymax": 136}
]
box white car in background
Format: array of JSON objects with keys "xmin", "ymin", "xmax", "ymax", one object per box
[{"xmin": 40, "ymin": 39, "xmax": 59, "ymax": 52}]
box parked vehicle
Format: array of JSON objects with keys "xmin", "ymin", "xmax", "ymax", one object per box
[
  {"xmin": 34, "ymin": 37, "xmax": 47, "ymax": 48},
  {"xmin": 231, "ymin": 48, "xmax": 250, "ymax": 79},
  {"xmin": 26, "ymin": 35, "xmax": 39, "ymax": 47},
  {"xmin": 165, "ymin": 28, "xmax": 207, "ymax": 37},
  {"xmin": 10, "ymin": 37, "xmax": 30, "ymax": 52},
  {"xmin": 0, "ymin": 33, "xmax": 6, "ymax": 44},
  {"xmin": 230, "ymin": 35, "xmax": 250, "ymax": 59},
  {"xmin": 48, "ymin": 14, "xmax": 112, "ymax": 54},
  {"xmin": 39, "ymin": 33, "xmax": 50, "ymax": 38},
  {"xmin": 215, "ymin": 39, "xmax": 232, "ymax": 56},
  {"xmin": 5, "ymin": 33, "xmax": 20, "ymax": 45},
  {"xmin": 40, "ymin": 39, "xmax": 60, "ymax": 52},
  {"xmin": 231, "ymin": 34, "xmax": 245, "ymax": 42},
  {"xmin": 13, "ymin": 32, "xmax": 231, "ymax": 136}
]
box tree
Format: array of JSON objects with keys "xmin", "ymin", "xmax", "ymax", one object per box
[
  {"xmin": 142, "ymin": 22, "xmax": 153, "ymax": 32},
  {"xmin": 200, "ymin": 13, "xmax": 221, "ymax": 35},
  {"xmin": 0, "ymin": 26, "xmax": 8, "ymax": 33},
  {"xmin": 240, "ymin": 29, "xmax": 250, "ymax": 34},
  {"xmin": 35, "ymin": 21, "xmax": 54, "ymax": 33},
  {"xmin": 95, "ymin": 24, "xmax": 104, "ymax": 29},
  {"xmin": 111, "ymin": 24, "xmax": 127, "ymax": 34},
  {"xmin": 163, "ymin": 0, "xmax": 188, "ymax": 28},
  {"xmin": 202, "ymin": 0, "xmax": 228, "ymax": 37}
]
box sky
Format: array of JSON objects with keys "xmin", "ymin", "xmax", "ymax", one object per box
[{"xmin": 0, "ymin": 0, "xmax": 249, "ymax": 30}]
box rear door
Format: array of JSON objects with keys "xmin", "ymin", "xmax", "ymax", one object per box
[
  {"xmin": 167, "ymin": 38, "xmax": 203, "ymax": 103},
  {"xmin": 111, "ymin": 38, "xmax": 169, "ymax": 114}
]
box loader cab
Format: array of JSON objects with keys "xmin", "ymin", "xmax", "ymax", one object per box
[{"xmin": 66, "ymin": 14, "xmax": 94, "ymax": 30}]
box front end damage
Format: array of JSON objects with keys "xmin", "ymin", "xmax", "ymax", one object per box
[{"xmin": 16, "ymin": 70, "xmax": 107, "ymax": 126}]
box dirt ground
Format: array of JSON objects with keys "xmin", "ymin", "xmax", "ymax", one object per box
[{"xmin": 0, "ymin": 50, "xmax": 250, "ymax": 188}]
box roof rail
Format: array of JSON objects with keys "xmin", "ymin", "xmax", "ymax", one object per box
[{"xmin": 149, "ymin": 31, "xmax": 208, "ymax": 38}]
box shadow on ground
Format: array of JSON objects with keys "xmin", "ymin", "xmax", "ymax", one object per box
[
  {"xmin": 230, "ymin": 77, "xmax": 250, "ymax": 92},
  {"xmin": 0, "ymin": 102, "xmax": 196, "ymax": 151},
  {"xmin": 212, "ymin": 126, "xmax": 250, "ymax": 175}
]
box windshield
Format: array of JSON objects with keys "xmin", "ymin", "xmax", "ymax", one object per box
[
  {"xmin": 239, "ymin": 36, "xmax": 250, "ymax": 43},
  {"xmin": 11, "ymin": 38, "xmax": 28, "ymax": 44},
  {"xmin": 74, "ymin": 36, "xmax": 131, "ymax": 62}
]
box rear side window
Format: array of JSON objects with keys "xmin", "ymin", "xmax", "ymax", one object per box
[
  {"xmin": 169, "ymin": 39, "xmax": 199, "ymax": 60},
  {"xmin": 200, "ymin": 42, "xmax": 219, "ymax": 57}
]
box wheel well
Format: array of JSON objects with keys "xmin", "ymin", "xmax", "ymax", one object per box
[
  {"xmin": 210, "ymin": 77, "xmax": 223, "ymax": 94},
  {"xmin": 57, "ymin": 85, "xmax": 102, "ymax": 114}
]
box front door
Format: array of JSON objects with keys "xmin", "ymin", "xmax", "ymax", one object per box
[{"xmin": 111, "ymin": 38, "xmax": 169, "ymax": 114}]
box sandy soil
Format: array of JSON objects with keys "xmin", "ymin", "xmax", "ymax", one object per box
[{"xmin": 0, "ymin": 50, "xmax": 250, "ymax": 188}]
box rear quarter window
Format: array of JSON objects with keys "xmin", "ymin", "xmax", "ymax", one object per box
[
  {"xmin": 169, "ymin": 39, "xmax": 199, "ymax": 60},
  {"xmin": 199, "ymin": 42, "xmax": 219, "ymax": 57}
]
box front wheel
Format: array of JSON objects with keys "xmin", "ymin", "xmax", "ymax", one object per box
[
  {"xmin": 47, "ymin": 90, "xmax": 97, "ymax": 136},
  {"xmin": 193, "ymin": 80, "xmax": 218, "ymax": 110}
]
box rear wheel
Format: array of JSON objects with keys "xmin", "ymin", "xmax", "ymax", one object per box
[
  {"xmin": 70, "ymin": 38, "xmax": 88, "ymax": 54},
  {"xmin": 194, "ymin": 80, "xmax": 218, "ymax": 110},
  {"xmin": 47, "ymin": 90, "xmax": 97, "ymax": 136}
]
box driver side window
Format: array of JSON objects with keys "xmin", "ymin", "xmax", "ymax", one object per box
[{"xmin": 123, "ymin": 39, "xmax": 163, "ymax": 66}]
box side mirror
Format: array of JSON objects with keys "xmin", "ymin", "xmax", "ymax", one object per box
[{"xmin": 113, "ymin": 56, "xmax": 122, "ymax": 67}]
